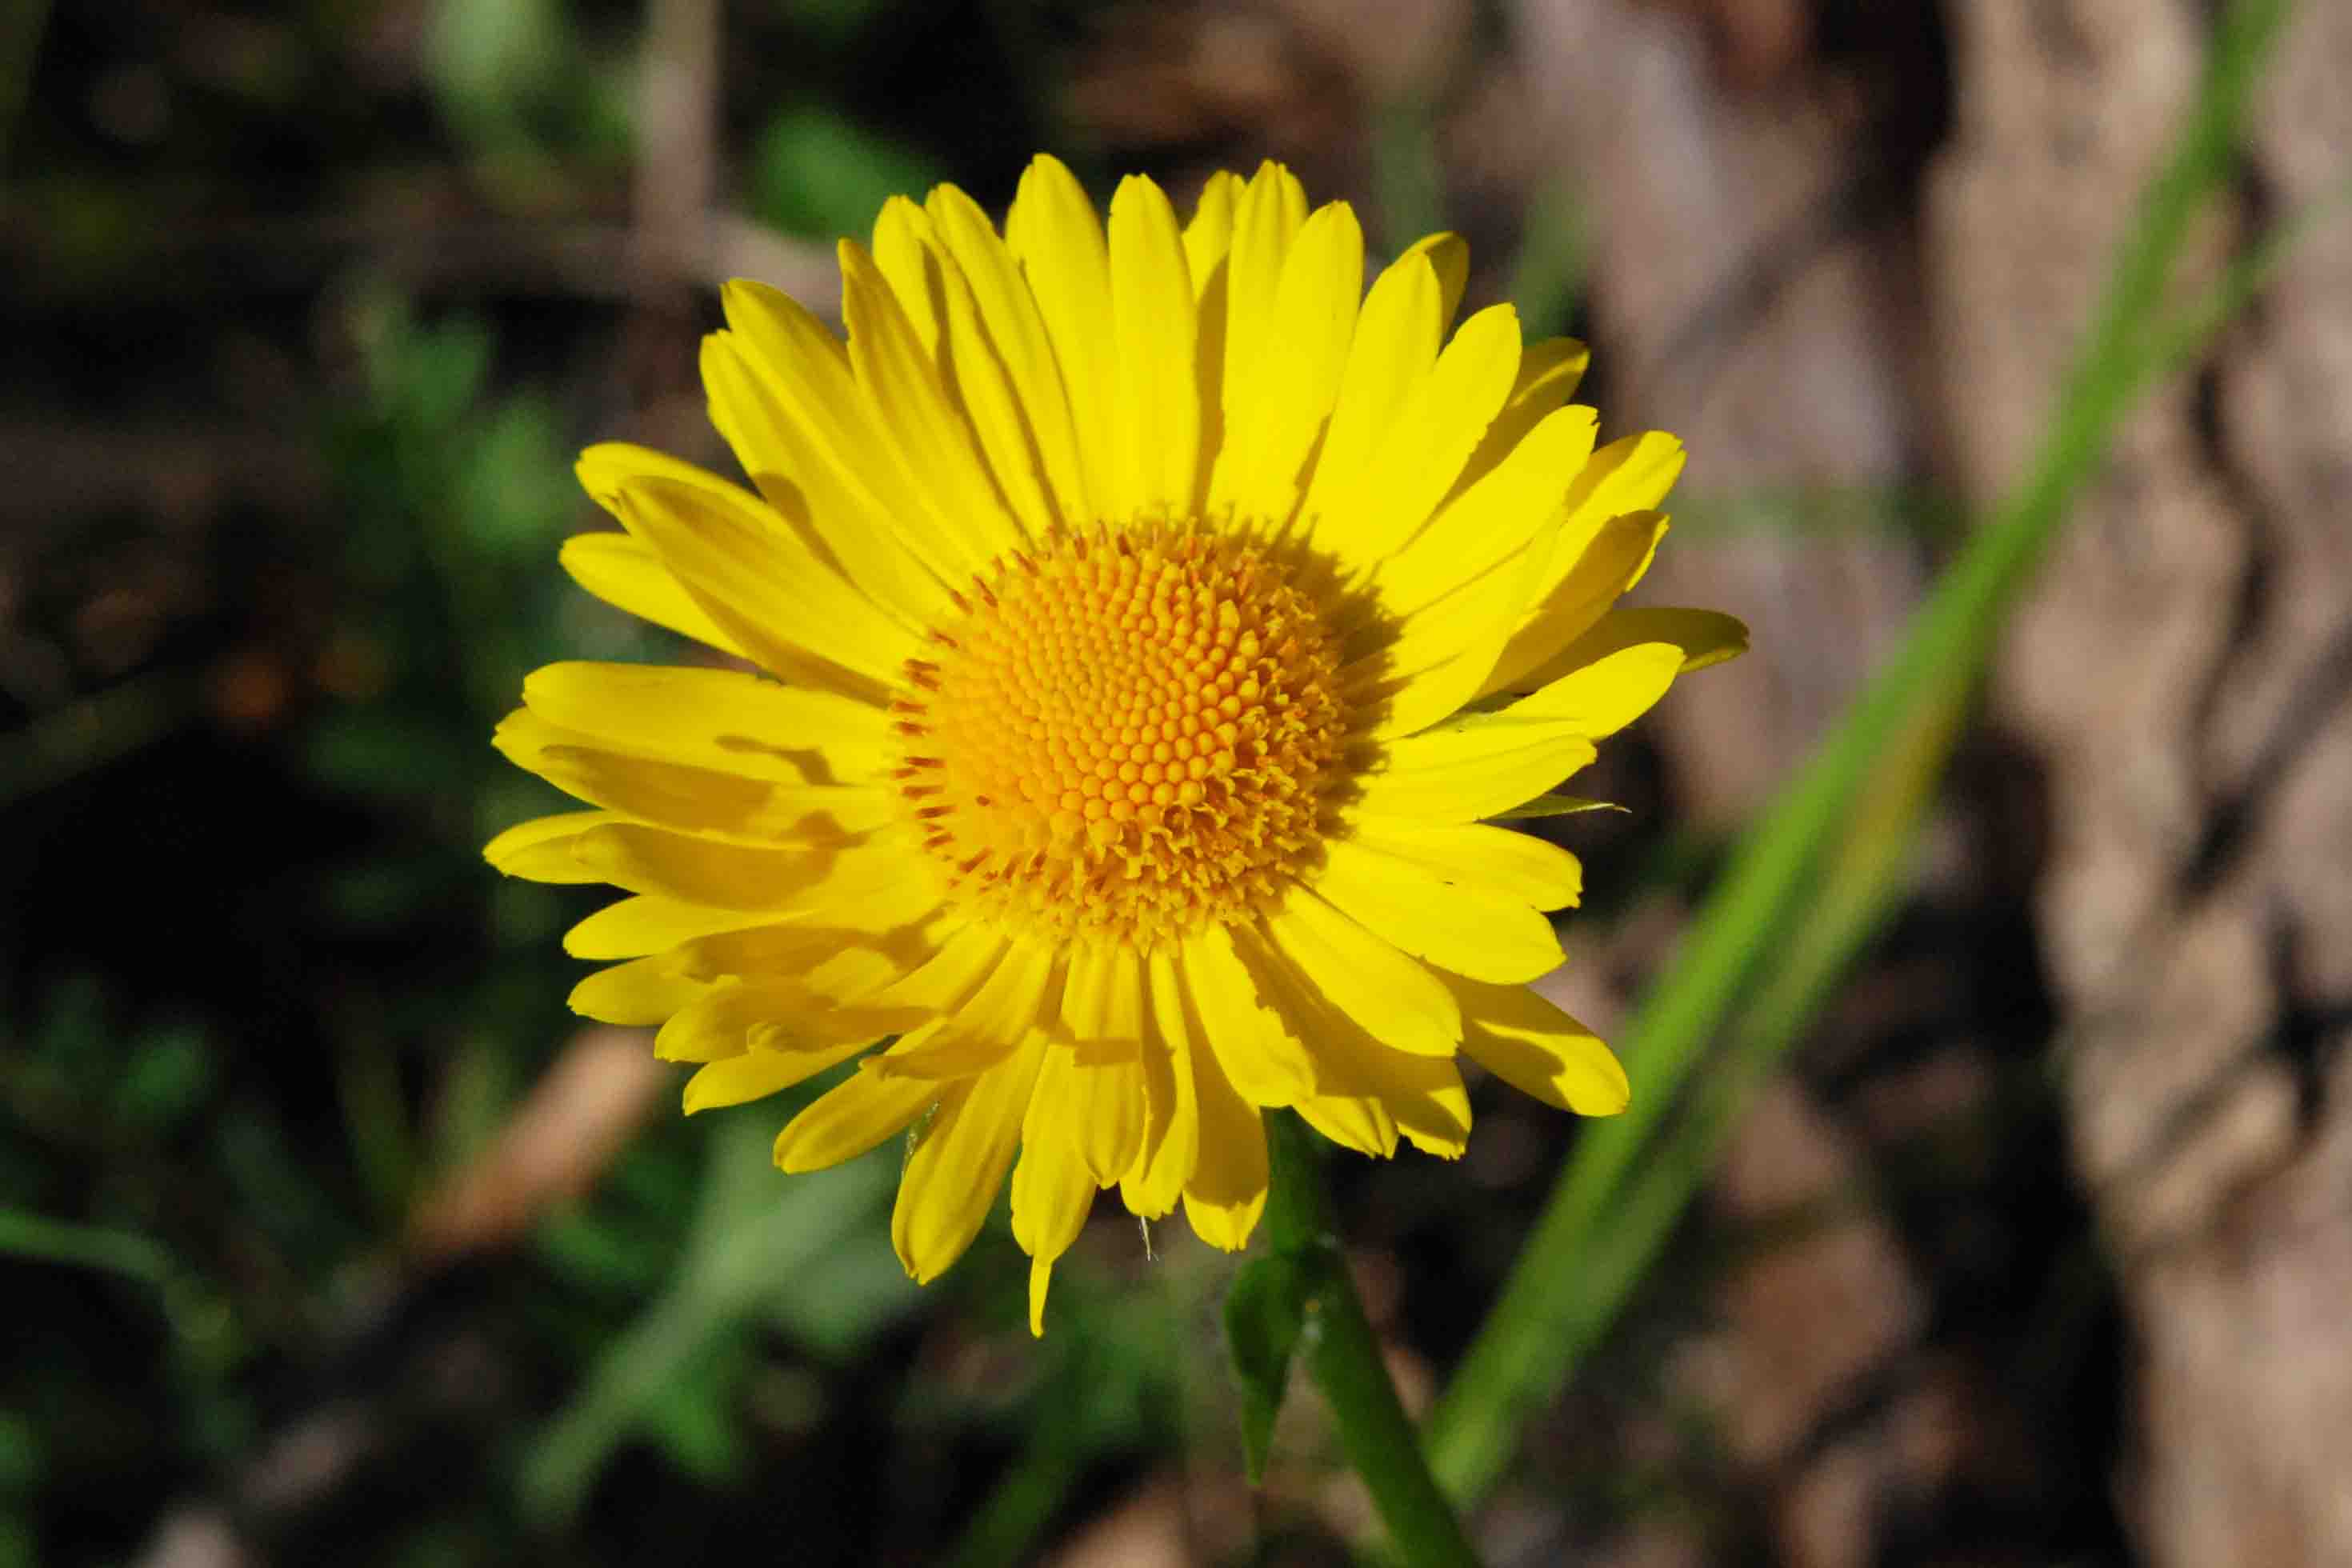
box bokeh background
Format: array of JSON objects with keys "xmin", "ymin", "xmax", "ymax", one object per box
[{"xmin": 7, "ymin": 1, "xmax": 2350, "ymax": 1563}]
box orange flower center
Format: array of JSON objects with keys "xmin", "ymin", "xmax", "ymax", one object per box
[{"xmin": 892, "ymin": 525, "xmax": 1349, "ymax": 943}]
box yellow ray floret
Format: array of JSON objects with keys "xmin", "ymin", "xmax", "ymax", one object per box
[{"xmin": 486, "ymin": 154, "xmax": 1746, "ymax": 1334}]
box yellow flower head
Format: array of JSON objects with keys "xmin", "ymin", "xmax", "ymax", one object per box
[{"xmin": 488, "ymin": 156, "xmax": 1746, "ymax": 1333}]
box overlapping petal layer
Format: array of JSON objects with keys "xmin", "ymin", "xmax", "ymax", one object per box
[{"xmin": 489, "ymin": 155, "xmax": 1745, "ymax": 1333}]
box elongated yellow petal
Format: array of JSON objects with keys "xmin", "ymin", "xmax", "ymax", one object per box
[
  {"xmin": 870, "ymin": 934, "xmax": 1054, "ymax": 1080},
  {"xmin": 1178, "ymin": 923, "xmax": 1315, "ymax": 1105},
  {"xmin": 840, "ymin": 238, "xmax": 1028, "ymax": 574},
  {"xmin": 1062, "ymin": 942, "xmax": 1145, "ymax": 1050},
  {"xmin": 1512, "ymin": 605, "xmax": 1751, "ymax": 693},
  {"xmin": 1378, "ymin": 403, "xmax": 1600, "ymax": 617},
  {"xmin": 569, "ymin": 955, "xmax": 713, "ymax": 1026},
  {"xmin": 494, "ymin": 713, "xmax": 898, "ymax": 846},
  {"xmin": 1011, "ymin": 1074, "xmax": 1098, "ymax": 1334},
  {"xmin": 566, "ymin": 822, "xmax": 874, "ymax": 909},
  {"xmin": 1006, "ymin": 154, "xmax": 1117, "ymax": 518},
  {"xmin": 926, "ymin": 182, "xmax": 1091, "ymax": 527},
  {"xmin": 891, "ymin": 1036, "xmax": 1043, "ymax": 1282},
  {"xmin": 772, "ymin": 1058, "xmax": 941, "ymax": 1172},
  {"xmin": 1106, "ymin": 174, "xmax": 1200, "ymax": 516},
  {"xmin": 1443, "ymin": 338, "xmax": 1591, "ymax": 507},
  {"xmin": 1320, "ymin": 303, "xmax": 1522, "ymax": 570},
  {"xmin": 1180, "ymin": 1026, "xmax": 1267, "ymax": 1251},
  {"xmin": 1483, "ymin": 512, "xmax": 1672, "ymax": 697},
  {"xmin": 522, "ymin": 662, "xmax": 890, "ymax": 785},
  {"xmin": 703, "ymin": 303, "xmax": 958, "ymax": 623},
  {"xmin": 1450, "ymin": 975, "xmax": 1629, "ymax": 1115},
  {"xmin": 484, "ymin": 810, "xmax": 617, "ymax": 884},
  {"xmin": 1121, "ymin": 948, "xmax": 1201, "ymax": 1218},
  {"xmin": 1181, "ymin": 171, "xmax": 1240, "ymax": 294},
  {"xmin": 871, "ymin": 197, "xmax": 944, "ymax": 356},
  {"xmin": 1354, "ymin": 722, "xmax": 1600, "ymax": 824},
  {"xmin": 601, "ymin": 463, "xmax": 924, "ymax": 695},
  {"xmin": 1500, "ymin": 641, "xmax": 1686, "ymax": 739},
  {"xmin": 558, "ymin": 532, "xmax": 750, "ymax": 658},
  {"xmin": 562, "ymin": 894, "xmax": 770, "ymax": 961},
  {"xmin": 1346, "ymin": 818, "xmax": 1583, "ymax": 909},
  {"xmin": 1308, "ymin": 838, "xmax": 1563, "ymax": 984},
  {"xmin": 1298, "ymin": 249, "xmax": 1441, "ymax": 532},
  {"xmin": 1216, "ymin": 161, "xmax": 1308, "ymax": 449},
  {"xmin": 682, "ymin": 1038, "xmax": 874, "ymax": 1114},
  {"xmin": 1210, "ymin": 200, "xmax": 1362, "ymax": 522},
  {"xmin": 1345, "ymin": 537, "xmax": 1544, "ymax": 741},
  {"xmin": 1258, "ymin": 888, "xmax": 1461, "ymax": 1055},
  {"xmin": 921, "ymin": 218, "xmax": 1060, "ymax": 538}
]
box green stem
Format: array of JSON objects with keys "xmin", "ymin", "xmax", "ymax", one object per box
[{"xmin": 1265, "ymin": 1112, "xmax": 1481, "ymax": 1568}]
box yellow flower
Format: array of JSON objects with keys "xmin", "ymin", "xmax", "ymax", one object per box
[{"xmin": 488, "ymin": 156, "xmax": 1745, "ymax": 1333}]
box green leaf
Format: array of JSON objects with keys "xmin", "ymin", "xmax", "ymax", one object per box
[
  {"xmin": 1490, "ymin": 794, "xmax": 1626, "ymax": 821},
  {"xmin": 1222, "ymin": 1252, "xmax": 1310, "ymax": 1485},
  {"xmin": 748, "ymin": 106, "xmax": 942, "ymax": 242}
]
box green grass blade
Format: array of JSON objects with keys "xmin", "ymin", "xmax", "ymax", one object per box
[{"xmin": 1426, "ymin": 0, "xmax": 2298, "ymax": 1504}]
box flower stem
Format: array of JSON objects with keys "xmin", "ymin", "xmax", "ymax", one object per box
[{"xmin": 1263, "ymin": 1110, "xmax": 1482, "ymax": 1567}]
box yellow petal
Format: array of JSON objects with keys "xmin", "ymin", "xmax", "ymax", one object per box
[
  {"xmin": 494, "ymin": 712, "xmax": 897, "ymax": 845},
  {"xmin": 922, "ymin": 214, "xmax": 1061, "ymax": 538},
  {"xmin": 567, "ymin": 821, "xmax": 877, "ymax": 909},
  {"xmin": 1210, "ymin": 200, "xmax": 1362, "ymax": 523},
  {"xmin": 484, "ymin": 810, "xmax": 617, "ymax": 884},
  {"xmin": 558, "ymin": 532, "xmax": 750, "ymax": 658},
  {"xmin": 521, "ymin": 662, "xmax": 890, "ymax": 785},
  {"xmin": 926, "ymin": 182, "xmax": 1091, "ymax": 528},
  {"xmin": 874, "ymin": 921, "xmax": 1011, "ymax": 1011},
  {"xmin": 682, "ymin": 1038, "xmax": 874, "ymax": 1113},
  {"xmin": 1121, "ymin": 948, "xmax": 1201, "ymax": 1218},
  {"xmin": 1407, "ymin": 231, "xmax": 1470, "ymax": 330},
  {"xmin": 1378, "ymin": 403, "xmax": 1600, "ymax": 617},
  {"xmin": 1257, "ymin": 888, "xmax": 1461, "ymax": 1055},
  {"xmin": 870, "ymin": 196, "xmax": 943, "ymax": 356},
  {"xmin": 1234, "ymin": 926, "xmax": 1467, "ymax": 1158},
  {"xmin": 1345, "ymin": 534, "xmax": 1545, "ymax": 741},
  {"xmin": 1066, "ymin": 1054, "xmax": 1145, "ymax": 1186},
  {"xmin": 1177, "ymin": 923, "xmax": 1316, "ymax": 1106},
  {"xmin": 1181, "ymin": 171, "xmax": 1240, "ymax": 294},
  {"xmin": 1061, "ymin": 942, "xmax": 1145, "ymax": 1051},
  {"xmin": 1443, "ymin": 339, "xmax": 1591, "ymax": 507},
  {"xmin": 657, "ymin": 982, "xmax": 917, "ymax": 1066},
  {"xmin": 1307, "ymin": 838, "xmax": 1563, "ymax": 984},
  {"xmin": 1355, "ymin": 714, "xmax": 1599, "ymax": 825},
  {"xmin": 1180, "ymin": 1030, "xmax": 1268, "ymax": 1251},
  {"xmin": 702, "ymin": 309, "xmax": 956, "ymax": 625},
  {"xmin": 1449, "ymin": 975, "xmax": 1629, "ymax": 1115},
  {"xmin": 1346, "ymin": 818, "xmax": 1583, "ymax": 910},
  {"xmin": 1006, "ymin": 154, "xmax": 1117, "ymax": 519},
  {"xmin": 1482, "ymin": 511, "xmax": 1671, "ymax": 697},
  {"xmin": 839, "ymin": 238, "xmax": 1028, "ymax": 573},
  {"xmin": 1510, "ymin": 605, "xmax": 1750, "ymax": 693},
  {"xmin": 1215, "ymin": 162, "xmax": 1309, "ymax": 456},
  {"xmin": 568, "ymin": 955, "xmax": 710, "ymax": 1026},
  {"xmin": 868, "ymin": 934, "xmax": 1054, "ymax": 1081},
  {"xmin": 601, "ymin": 464, "xmax": 925, "ymax": 694},
  {"xmin": 1322, "ymin": 303, "xmax": 1522, "ymax": 569},
  {"xmin": 1498, "ymin": 641, "xmax": 1686, "ymax": 739},
  {"xmin": 1106, "ymin": 174, "xmax": 1201, "ymax": 516},
  {"xmin": 1010, "ymin": 1088, "xmax": 1098, "ymax": 1335},
  {"xmin": 562, "ymin": 894, "xmax": 770, "ymax": 961},
  {"xmin": 1298, "ymin": 250, "xmax": 1441, "ymax": 533},
  {"xmin": 772, "ymin": 1062, "xmax": 940, "ymax": 1173},
  {"xmin": 891, "ymin": 1037, "xmax": 1044, "ymax": 1282}
]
